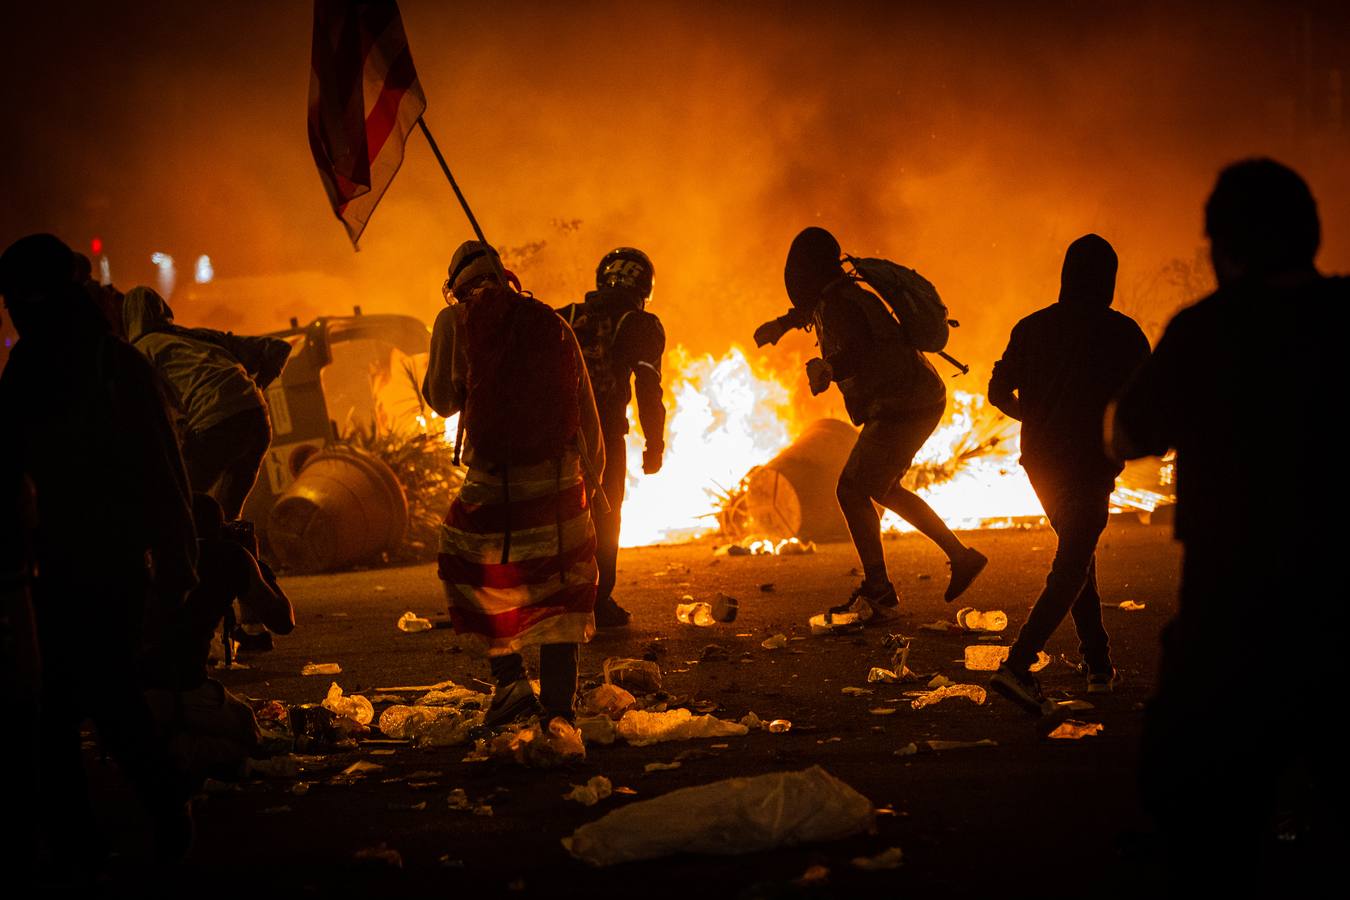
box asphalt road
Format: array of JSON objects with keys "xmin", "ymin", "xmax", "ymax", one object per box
[{"xmin": 88, "ymin": 518, "xmax": 1183, "ymax": 897}]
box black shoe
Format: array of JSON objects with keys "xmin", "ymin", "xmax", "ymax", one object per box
[
  {"xmin": 484, "ymin": 679, "xmax": 540, "ymax": 729},
  {"xmin": 989, "ymin": 663, "xmax": 1056, "ymax": 717},
  {"xmin": 945, "ymin": 547, "xmax": 989, "ymax": 602},
  {"xmin": 231, "ymin": 626, "xmax": 273, "ymax": 653},
  {"xmin": 593, "ymin": 596, "xmax": 632, "ymax": 628},
  {"xmin": 821, "ymin": 582, "xmax": 901, "ymax": 626}
]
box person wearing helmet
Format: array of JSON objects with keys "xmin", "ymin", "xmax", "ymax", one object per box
[
  {"xmin": 424, "ymin": 241, "xmax": 606, "ymax": 727},
  {"xmin": 556, "ymin": 248, "xmax": 667, "ymax": 627},
  {"xmin": 754, "ymin": 227, "xmax": 987, "ymax": 624}
]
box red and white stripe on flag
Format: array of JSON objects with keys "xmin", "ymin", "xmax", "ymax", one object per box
[{"xmin": 308, "ymin": 0, "xmax": 427, "ymax": 248}]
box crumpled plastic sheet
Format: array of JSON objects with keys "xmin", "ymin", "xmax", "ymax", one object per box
[
  {"xmin": 396, "ymin": 611, "xmax": 433, "ymax": 632},
  {"xmin": 566, "ymin": 765, "xmax": 874, "ymax": 866},
  {"xmin": 564, "ymin": 775, "xmax": 613, "ymax": 806},
  {"xmin": 485, "ymin": 717, "xmax": 586, "ymax": 767},
  {"xmin": 616, "ymin": 708, "xmax": 749, "ymax": 747},
  {"xmin": 1047, "ymin": 720, "xmax": 1104, "ymax": 740},
  {"xmin": 578, "ymin": 684, "xmax": 637, "ymax": 719},
  {"xmin": 322, "ymin": 683, "xmax": 374, "ymax": 725},
  {"xmin": 603, "ymin": 657, "xmax": 662, "ymax": 693},
  {"xmin": 379, "ymin": 705, "xmax": 483, "ymax": 746},
  {"xmin": 909, "ymin": 684, "xmax": 987, "ymax": 709}
]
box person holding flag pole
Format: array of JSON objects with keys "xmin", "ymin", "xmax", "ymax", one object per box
[{"xmin": 308, "ymin": 0, "xmax": 606, "ymax": 727}]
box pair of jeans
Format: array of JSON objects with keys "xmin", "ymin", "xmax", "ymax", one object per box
[
  {"xmin": 1006, "ymin": 470, "xmax": 1112, "ymax": 673},
  {"xmin": 592, "ymin": 435, "xmax": 629, "ymax": 603}
]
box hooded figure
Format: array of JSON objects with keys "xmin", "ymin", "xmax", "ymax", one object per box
[
  {"xmin": 985, "ymin": 234, "xmax": 1150, "ymax": 717},
  {"xmin": 123, "ymin": 286, "xmax": 290, "ymax": 519}
]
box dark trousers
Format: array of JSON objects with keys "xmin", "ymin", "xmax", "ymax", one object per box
[
  {"xmin": 181, "ymin": 406, "xmax": 271, "ymax": 520},
  {"xmin": 1006, "ymin": 470, "xmax": 1112, "ymax": 673},
  {"xmin": 489, "ymin": 643, "xmax": 579, "ymax": 719},
  {"xmin": 593, "ymin": 435, "xmax": 628, "ymax": 603},
  {"xmin": 33, "ymin": 573, "xmax": 183, "ymax": 863}
]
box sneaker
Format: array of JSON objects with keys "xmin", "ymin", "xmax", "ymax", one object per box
[
  {"xmin": 231, "ymin": 626, "xmax": 273, "ymax": 653},
  {"xmin": 820, "ymin": 582, "xmax": 901, "ymax": 627},
  {"xmin": 1086, "ymin": 667, "xmax": 1122, "ymax": 694},
  {"xmin": 989, "ymin": 663, "xmax": 1057, "ymax": 717},
  {"xmin": 593, "ymin": 596, "xmax": 632, "ymax": 628},
  {"xmin": 483, "ymin": 679, "xmax": 541, "ymax": 729},
  {"xmin": 945, "ymin": 547, "xmax": 989, "ymax": 602}
]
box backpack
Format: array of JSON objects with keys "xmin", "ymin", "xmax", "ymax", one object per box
[
  {"xmin": 461, "ymin": 288, "xmax": 580, "ymax": 466},
  {"xmin": 565, "ymin": 292, "xmax": 635, "ymax": 413},
  {"xmin": 845, "ymin": 256, "xmax": 954, "ymax": 353}
]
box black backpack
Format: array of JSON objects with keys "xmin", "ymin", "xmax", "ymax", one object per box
[
  {"xmin": 844, "ymin": 256, "xmax": 968, "ymax": 374},
  {"xmin": 565, "ymin": 293, "xmax": 635, "ymax": 409}
]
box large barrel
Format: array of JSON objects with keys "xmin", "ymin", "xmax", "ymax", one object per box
[
  {"xmin": 267, "ymin": 446, "xmax": 408, "ymax": 572},
  {"xmin": 744, "ymin": 418, "xmax": 858, "ymax": 543}
]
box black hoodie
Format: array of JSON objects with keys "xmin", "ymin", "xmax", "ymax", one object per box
[{"xmin": 988, "ymin": 235, "xmax": 1150, "ymax": 485}]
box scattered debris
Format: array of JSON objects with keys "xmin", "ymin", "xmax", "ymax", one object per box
[
  {"xmin": 810, "ymin": 612, "xmax": 865, "ymax": 636},
  {"xmin": 644, "ymin": 761, "xmax": 682, "ymax": 773},
  {"xmin": 1058, "ymin": 699, "xmax": 1096, "ymax": 712},
  {"xmin": 603, "ymin": 657, "xmax": 662, "ymax": 693},
  {"xmin": 1117, "ymin": 600, "xmax": 1146, "ymax": 611},
  {"xmin": 353, "ymin": 843, "xmax": 403, "ymax": 867},
  {"xmin": 909, "ymin": 684, "xmax": 987, "ymax": 709},
  {"xmin": 565, "ymin": 766, "xmax": 874, "ymax": 867},
  {"xmin": 767, "ymin": 719, "xmax": 792, "ymax": 733},
  {"xmin": 868, "ymin": 708, "xmax": 898, "ymax": 716},
  {"xmin": 397, "ymin": 611, "xmax": 433, "ymax": 633},
  {"xmin": 676, "ymin": 599, "xmax": 716, "ymax": 626},
  {"xmin": 578, "ymin": 684, "xmax": 637, "ymax": 719},
  {"xmin": 963, "ymin": 647, "xmax": 1051, "ymax": 672},
  {"xmin": 759, "ymin": 583, "xmax": 775, "ymax": 592},
  {"xmin": 1047, "ymin": 721, "xmax": 1104, "ymax": 740},
  {"xmin": 700, "ymin": 644, "xmax": 730, "ymax": 662},
  {"xmin": 955, "ymin": 607, "xmax": 1008, "ymax": 632},
  {"xmin": 796, "ymin": 864, "xmax": 830, "ymax": 886},
  {"xmin": 851, "ymin": 847, "xmax": 905, "ymax": 870},
  {"xmin": 564, "ymin": 776, "xmax": 614, "ymax": 806},
  {"xmin": 919, "ymin": 620, "xmax": 961, "ymax": 633},
  {"xmin": 711, "ymin": 592, "xmax": 739, "ymax": 622},
  {"xmin": 483, "ymin": 717, "xmax": 586, "ymax": 768},
  {"xmin": 378, "ymin": 704, "xmax": 483, "ymax": 747},
  {"xmin": 301, "ymin": 662, "xmax": 342, "ymax": 676},
  {"xmin": 322, "ymin": 682, "xmax": 374, "ymax": 725},
  {"xmin": 928, "ymin": 674, "xmax": 954, "ymax": 688},
  {"xmin": 867, "ymin": 667, "xmax": 899, "ymax": 683},
  {"xmin": 760, "ymin": 633, "xmax": 789, "ymax": 650},
  {"xmin": 577, "ymin": 715, "xmax": 618, "ymax": 745},
  {"xmin": 895, "ymin": 738, "xmax": 997, "ymax": 756},
  {"xmin": 739, "ymin": 711, "xmax": 765, "ymax": 730},
  {"xmin": 617, "ymin": 708, "xmax": 750, "ymax": 746},
  {"xmin": 841, "ymin": 686, "xmax": 873, "ymax": 696},
  {"xmin": 340, "ymin": 760, "xmax": 385, "ymax": 778}
]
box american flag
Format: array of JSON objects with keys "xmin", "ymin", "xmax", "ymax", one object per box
[{"xmin": 308, "ymin": 0, "xmax": 427, "ymax": 248}]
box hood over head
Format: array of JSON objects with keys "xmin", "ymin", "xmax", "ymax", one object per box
[
  {"xmin": 122, "ymin": 285, "xmax": 176, "ymax": 342},
  {"xmin": 784, "ymin": 227, "xmax": 843, "ymax": 310},
  {"xmin": 1058, "ymin": 234, "xmax": 1118, "ymax": 308},
  {"xmin": 0, "ymin": 233, "xmax": 105, "ymax": 340}
]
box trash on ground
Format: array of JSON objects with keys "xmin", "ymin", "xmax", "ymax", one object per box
[
  {"xmin": 761, "ymin": 633, "xmax": 788, "ymax": 650},
  {"xmin": 768, "ymin": 719, "xmax": 792, "ymax": 733},
  {"xmin": 711, "ymin": 592, "xmax": 738, "ymax": 622},
  {"xmin": 564, "ymin": 775, "xmax": 614, "ymax": 806},
  {"xmin": 617, "ymin": 708, "xmax": 749, "ymax": 746},
  {"xmin": 644, "ymin": 761, "xmax": 682, "ymax": 773},
  {"xmin": 1058, "ymin": 699, "xmax": 1096, "ymax": 712},
  {"xmin": 353, "ymin": 843, "xmax": 402, "ymax": 867},
  {"xmin": 919, "ymin": 620, "xmax": 961, "ymax": 633},
  {"xmin": 963, "ymin": 647, "xmax": 1051, "ymax": 672},
  {"xmin": 397, "ymin": 611, "xmax": 433, "ymax": 633},
  {"xmin": 910, "ymin": 684, "xmax": 987, "ymax": 709},
  {"xmin": 895, "ymin": 738, "xmax": 997, "ymax": 755},
  {"xmin": 700, "ymin": 644, "xmax": 730, "ymax": 662},
  {"xmin": 374, "ymin": 679, "xmax": 460, "ymax": 693},
  {"xmin": 809, "ymin": 612, "xmax": 865, "ymax": 636},
  {"xmin": 851, "ymin": 847, "xmax": 905, "ymax": 870},
  {"xmin": 928, "ymin": 674, "xmax": 954, "ymax": 688},
  {"xmin": 577, "ymin": 716, "xmax": 618, "ymax": 745},
  {"xmin": 1117, "ymin": 600, "xmax": 1146, "ymax": 611},
  {"xmin": 796, "ymin": 864, "xmax": 830, "ymax": 886},
  {"xmin": 740, "ymin": 711, "xmax": 765, "ymax": 730},
  {"xmin": 322, "ymin": 682, "xmax": 374, "ymax": 725},
  {"xmin": 565, "ymin": 765, "xmax": 873, "ymax": 867},
  {"xmin": 340, "ymin": 760, "xmax": 385, "ymax": 777},
  {"xmin": 484, "ymin": 717, "xmax": 586, "ymax": 767},
  {"xmin": 603, "ymin": 657, "xmax": 662, "ymax": 693},
  {"xmin": 676, "ymin": 599, "xmax": 717, "ymax": 626},
  {"xmin": 379, "ymin": 704, "xmax": 483, "ymax": 746},
  {"xmin": 578, "ymin": 684, "xmax": 637, "ymax": 719},
  {"xmin": 867, "ymin": 667, "xmax": 899, "ymax": 683},
  {"xmin": 759, "ymin": 583, "xmax": 775, "ymax": 592},
  {"xmin": 301, "ymin": 662, "xmax": 342, "ymax": 676},
  {"xmin": 841, "ymin": 686, "xmax": 873, "ymax": 696},
  {"xmin": 1047, "ymin": 720, "xmax": 1104, "ymax": 740},
  {"xmin": 868, "ymin": 708, "xmax": 897, "ymax": 716},
  {"xmin": 955, "ymin": 607, "xmax": 1008, "ymax": 632}
]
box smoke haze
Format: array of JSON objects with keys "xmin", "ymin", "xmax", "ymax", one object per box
[{"xmin": 3, "ymin": 0, "xmax": 1347, "ymax": 395}]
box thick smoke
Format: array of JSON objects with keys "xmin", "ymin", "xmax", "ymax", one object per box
[{"xmin": 2, "ymin": 1, "xmax": 1346, "ymax": 392}]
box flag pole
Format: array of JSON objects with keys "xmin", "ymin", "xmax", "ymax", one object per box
[{"xmin": 416, "ymin": 116, "xmax": 498, "ymax": 256}]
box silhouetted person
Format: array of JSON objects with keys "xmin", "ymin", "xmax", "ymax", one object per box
[
  {"xmin": 1110, "ymin": 159, "xmax": 1346, "ymax": 883},
  {"xmin": 755, "ymin": 227, "xmax": 987, "ymax": 623},
  {"xmin": 0, "ymin": 234, "xmax": 198, "ymax": 869},
  {"xmin": 986, "ymin": 234, "xmax": 1149, "ymax": 716},
  {"xmin": 425, "ymin": 241, "xmax": 604, "ymax": 727},
  {"xmin": 557, "ymin": 248, "xmax": 666, "ymax": 627},
  {"xmin": 122, "ymin": 286, "xmax": 291, "ymax": 520}
]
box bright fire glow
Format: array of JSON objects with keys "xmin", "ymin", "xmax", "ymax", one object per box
[{"xmin": 619, "ymin": 345, "xmax": 794, "ymax": 546}]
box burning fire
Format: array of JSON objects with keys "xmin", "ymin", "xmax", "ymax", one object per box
[{"xmin": 619, "ymin": 349, "xmax": 1173, "ymax": 547}]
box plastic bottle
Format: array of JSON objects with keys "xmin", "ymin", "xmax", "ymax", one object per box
[
  {"xmin": 676, "ymin": 601, "xmax": 716, "ymax": 626},
  {"xmin": 962, "ymin": 646, "xmax": 1051, "ymax": 671}
]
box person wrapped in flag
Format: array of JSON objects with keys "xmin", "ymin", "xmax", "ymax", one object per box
[{"xmin": 423, "ymin": 241, "xmax": 605, "ymax": 728}]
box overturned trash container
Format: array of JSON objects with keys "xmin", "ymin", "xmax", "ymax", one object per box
[
  {"xmin": 744, "ymin": 418, "xmax": 857, "ymax": 543},
  {"xmin": 268, "ymin": 446, "xmax": 408, "ymax": 572}
]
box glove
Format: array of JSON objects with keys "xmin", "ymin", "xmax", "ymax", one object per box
[
  {"xmin": 806, "ymin": 357, "xmax": 833, "ymax": 396},
  {"xmin": 753, "ymin": 318, "xmax": 790, "ymax": 348},
  {"xmin": 642, "ymin": 443, "xmax": 664, "ymax": 475}
]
